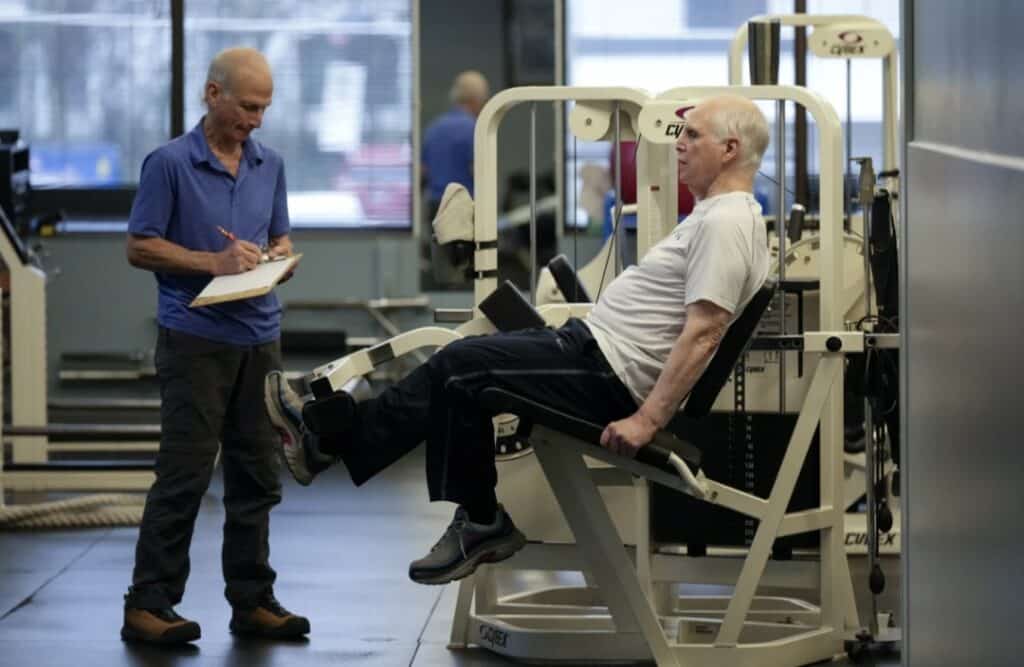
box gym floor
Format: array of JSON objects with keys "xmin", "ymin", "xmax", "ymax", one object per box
[{"xmin": 0, "ymin": 450, "xmax": 899, "ymax": 666}]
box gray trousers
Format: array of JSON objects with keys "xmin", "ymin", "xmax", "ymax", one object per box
[{"xmin": 125, "ymin": 327, "xmax": 282, "ymax": 610}]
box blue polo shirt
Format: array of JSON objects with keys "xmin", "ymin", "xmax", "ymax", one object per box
[
  {"xmin": 128, "ymin": 120, "xmax": 290, "ymax": 346},
  {"xmin": 422, "ymin": 107, "xmax": 475, "ymax": 202}
]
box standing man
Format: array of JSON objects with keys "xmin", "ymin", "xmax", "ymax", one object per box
[
  {"xmin": 121, "ymin": 47, "xmax": 308, "ymax": 645},
  {"xmin": 421, "ymin": 70, "xmax": 490, "ymax": 221}
]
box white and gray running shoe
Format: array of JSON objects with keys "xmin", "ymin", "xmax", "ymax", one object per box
[{"xmin": 264, "ymin": 371, "xmax": 334, "ymax": 485}]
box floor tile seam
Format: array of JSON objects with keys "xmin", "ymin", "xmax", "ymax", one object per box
[
  {"xmin": 409, "ymin": 586, "xmax": 446, "ymax": 666},
  {"xmin": 0, "ymin": 528, "xmax": 112, "ymax": 622}
]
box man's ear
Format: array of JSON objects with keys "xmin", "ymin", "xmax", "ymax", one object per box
[
  {"xmin": 205, "ymin": 81, "xmax": 221, "ymax": 104},
  {"xmin": 722, "ymin": 138, "xmax": 740, "ymax": 164}
]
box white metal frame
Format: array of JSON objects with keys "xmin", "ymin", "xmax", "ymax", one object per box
[
  {"xmin": 0, "ymin": 223, "xmax": 48, "ymax": 464},
  {"xmin": 728, "ymin": 14, "xmax": 899, "ymax": 174},
  {"xmin": 309, "ymin": 302, "xmax": 595, "ymax": 395},
  {"xmin": 438, "ymin": 84, "xmax": 855, "ymax": 666},
  {"xmin": 297, "ymin": 83, "xmax": 880, "ymax": 664},
  {"xmin": 0, "ymin": 226, "xmax": 157, "ymax": 493},
  {"xmin": 472, "ymin": 87, "xmax": 660, "ymax": 308},
  {"xmin": 455, "ymin": 350, "xmax": 857, "ymax": 666},
  {"xmin": 730, "ymin": 15, "xmax": 903, "ymax": 544}
]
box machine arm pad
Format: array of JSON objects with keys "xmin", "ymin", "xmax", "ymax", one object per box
[{"xmin": 478, "ymin": 387, "xmax": 702, "ymax": 475}]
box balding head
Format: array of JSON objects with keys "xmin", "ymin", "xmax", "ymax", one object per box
[
  {"xmin": 204, "ymin": 47, "xmax": 273, "ymax": 107},
  {"xmin": 676, "ymin": 94, "xmax": 770, "ymax": 200},
  {"xmin": 202, "ymin": 47, "xmax": 274, "ymax": 147},
  {"xmin": 450, "ymin": 70, "xmax": 490, "ymax": 116},
  {"xmin": 697, "ymin": 94, "xmax": 770, "ymax": 171}
]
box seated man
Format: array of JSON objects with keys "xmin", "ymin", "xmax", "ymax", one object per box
[{"xmin": 265, "ymin": 94, "xmax": 771, "ymax": 586}]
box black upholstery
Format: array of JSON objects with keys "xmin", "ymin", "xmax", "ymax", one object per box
[
  {"xmin": 682, "ymin": 279, "xmax": 777, "ymax": 419},
  {"xmin": 547, "ymin": 254, "xmax": 592, "ymax": 303},
  {"xmin": 479, "ymin": 280, "xmax": 547, "ymax": 332}
]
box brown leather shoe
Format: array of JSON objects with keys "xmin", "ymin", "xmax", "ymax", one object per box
[
  {"xmin": 229, "ymin": 595, "xmax": 310, "ymax": 639},
  {"xmin": 121, "ymin": 607, "xmax": 201, "ymax": 644}
]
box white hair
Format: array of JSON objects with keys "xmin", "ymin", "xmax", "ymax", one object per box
[{"xmin": 705, "ymin": 95, "xmax": 770, "ymax": 171}]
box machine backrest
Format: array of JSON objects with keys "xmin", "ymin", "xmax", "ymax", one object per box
[
  {"xmin": 682, "ymin": 279, "xmax": 777, "ymax": 419},
  {"xmin": 547, "ymin": 254, "xmax": 592, "ymax": 303}
]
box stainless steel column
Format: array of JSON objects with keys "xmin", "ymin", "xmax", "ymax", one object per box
[
  {"xmin": 529, "ymin": 102, "xmax": 538, "ymax": 303},
  {"xmin": 776, "ymin": 100, "xmax": 787, "ymax": 414},
  {"xmin": 749, "ymin": 18, "xmax": 786, "ymax": 413}
]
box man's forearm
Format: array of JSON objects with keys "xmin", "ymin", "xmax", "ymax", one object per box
[
  {"xmin": 127, "ymin": 236, "xmax": 216, "ymax": 275},
  {"xmin": 638, "ymin": 328, "xmax": 721, "ymax": 429}
]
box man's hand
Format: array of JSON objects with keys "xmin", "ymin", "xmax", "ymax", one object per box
[
  {"xmin": 212, "ymin": 240, "xmax": 261, "ymax": 275},
  {"xmin": 600, "ymin": 410, "xmax": 661, "ymax": 458},
  {"xmin": 267, "ymin": 235, "xmax": 299, "ymax": 283},
  {"xmin": 267, "ymin": 236, "xmax": 293, "ymax": 259}
]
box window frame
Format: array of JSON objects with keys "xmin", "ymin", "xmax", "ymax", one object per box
[{"xmin": 23, "ymin": 0, "xmax": 415, "ymax": 233}]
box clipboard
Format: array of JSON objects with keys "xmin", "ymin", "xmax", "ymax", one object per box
[{"xmin": 190, "ymin": 253, "xmax": 302, "ymax": 308}]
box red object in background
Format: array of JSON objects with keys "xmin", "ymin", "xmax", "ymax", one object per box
[
  {"xmin": 611, "ymin": 141, "xmax": 695, "ymax": 215},
  {"xmin": 335, "ymin": 143, "xmax": 412, "ymax": 220}
]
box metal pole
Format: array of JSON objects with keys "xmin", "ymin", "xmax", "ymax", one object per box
[
  {"xmin": 865, "ymin": 394, "xmax": 879, "ymax": 636},
  {"xmin": 794, "ymin": 0, "xmax": 809, "ymax": 209},
  {"xmin": 776, "ymin": 100, "xmax": 787, "ymax": 414},
  {"xmin": 747, "ymin": 16, "xmax": 784, "ymax": 413},
  {"xmin": 862, "ymin": 174, "xmax": 874, "ymax": 322},
  {"xmin": 529, "ymin": 102, "xmax": 538, "ymax": 304},
  {"xmin": 845, "ymin": 59, "xmax": 853, "ymax": 231},
  {"xmin": 553, "ymin": 0, "xmax": 565, "ymax": 234},
  {"xmin": 171, "ymin": 0, "xmax": 184, "ymax": 139},
  {"xmin": 858, "ymin": 156, "xmax": 877, "ymax": 637}
]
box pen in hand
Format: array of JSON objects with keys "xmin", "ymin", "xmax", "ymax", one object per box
[
  {"xmin": 217, "ymin": 226, "xmax": 278, "ymax": 264},
  {"xmin": 213, "ymin": 226, "xmax": 264, "ymax": 273}
]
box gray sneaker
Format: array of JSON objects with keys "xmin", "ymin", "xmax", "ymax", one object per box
[
  {"xmin": 409, "ymin": 505, "xmax": 526, "ymax": 585},
  {"xmin": 264, "ymin": 371, "xmax": 334, "ymax": 485}
]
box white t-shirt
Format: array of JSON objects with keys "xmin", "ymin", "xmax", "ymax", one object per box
[{"xmin": 585, "ymin": 191, "xmax": 769, "ymax": 404}]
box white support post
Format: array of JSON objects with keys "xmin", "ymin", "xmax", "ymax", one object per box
[
  {"xmin": 533, "ymin": 435, "xmax": 678, "ymax": 667},
  {"xmin": 635, "ymin": 140, "xmax": 677, "ymax": 259},
  {"xmin": 634, "ymin": 477, "xmax": 654, "ymax": 601},
  {"xmin": 447, "ymin": 575, "xmax": 476, "ymax": 649},
  {"xmin": 716, "ymin": 355, "xmax": 843, "ymax": 646},
  {"xmin": 0, "ymin": 283, "xmax": 4, "ymax": 498},
  {"xmin": 0, "ymin": 231, "xmax": 48, "ymax": 463},
  {"xmin": 474, "ymin": 566, "xmax": 498, "ymax": 615}
]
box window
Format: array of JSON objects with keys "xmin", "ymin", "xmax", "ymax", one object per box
[
  {"xmin": 687, "ymin": 0, "xmax": 767, "ymax": 30},
  {"xmin": 565, "ymin": 0, "xmax": 900, "ymax": 222},
  {"xmin": 185, "ymin": 2, "xmax": 413, "ymax": 228},
  {"xmin": 0, "ymin": 0, "xmax": 413, "ymax": 229},
  {"xmin": 0, "ymin": 1, "xmax": 170, "ymax": 187}
]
